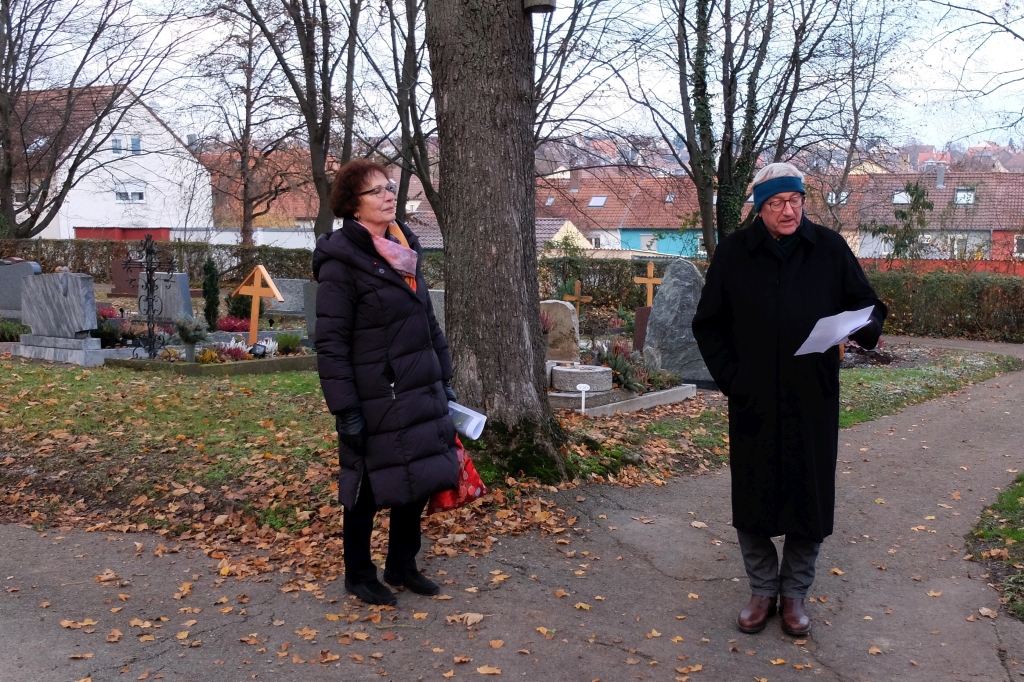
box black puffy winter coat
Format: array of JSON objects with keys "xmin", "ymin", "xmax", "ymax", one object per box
[{"xmin": 313, "ymin": 218, "xmax": 458, "ymax": 510}]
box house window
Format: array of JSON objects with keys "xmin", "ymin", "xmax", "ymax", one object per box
[
  {"xmin": 131, "ymin": 137, "xmax": 142, "ymax": 155},
  {"xmin": 827, "ymin": 190, "xmax": 850, "ymax": 205},
  {"xmin": 588, "ymin": 195, "xmax": 607, "ymax": 208},
  {"xmin": 892, "ymin": 190, "xmax": 911, "ymax": 204},
  {"xmin": 545, "ymin": 196, "xmax": 555, "ymax": 206},
  {"xmin": 953, "ymin": 235, "xmax": 968, "ymax": 258},
  {"xmin": 1015, "ymin": 235, "xmax": 1024, "ymax": 258},
  {"xmin": 639, "ymin": 233, "xmax": 657, "ymax": 252},
  {"xmin": 115, "ymin": 184, "xmax": 146, "ymax": 203},
  {"xmin": 112, "ymin": 138, "xmax": 122, "ymax": 154},
  {"xmin": 591, "ymin": 236, "xmax": 601, "ymax": 248},
  {"xmin": 954, "ymin": 188, "xmax": 975, "ymax": 205},
  {"xmin": 665, "ymin": 193, "xmax": 675, "ymax": 204}
]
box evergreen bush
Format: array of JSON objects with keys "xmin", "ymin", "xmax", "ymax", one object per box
[{"xmin": 202, "ymin": 257, "xmax": 220, "ymax": 329}]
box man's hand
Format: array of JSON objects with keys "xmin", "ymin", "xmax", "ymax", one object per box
[{"xmin": 850, "ymin": 319, "xmax": 881, "ymax": 350}]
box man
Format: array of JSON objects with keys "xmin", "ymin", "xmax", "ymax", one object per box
[{"xmin": 692, "ymin": 163, "xmax": 886, "ymax": 636}]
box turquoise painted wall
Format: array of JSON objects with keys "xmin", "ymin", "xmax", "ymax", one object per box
[{"xmin": 619, "ymin": 229, "xmax": 703, "ymax": 256}]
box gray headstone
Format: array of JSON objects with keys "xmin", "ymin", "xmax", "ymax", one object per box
[
  {"xmin": 0, "ymin": 261, "xmax": 42, "ymax": 319},
  {"xmin": 269, "ymin": 278, "xmax": 310, "ymax": 315},
  {"xmin": 139, "ymin": 273, "xmax": 193, "ymax": 321},
  {"xmin": 428, "ymin": 289, "xmax": 445, "ymax": 335},
  {"xmin": 21, "ymin": 272, "xmax": 97, "ymax": 338},
  {"xmin": 643, "ymin": 260, "xmax": 713, "ymax": 383},
  {"xmin": 303, "ymin": 280, "xmax": 319, "ymax": 339},
  {"xmin": 541, "ymin": 300, "xmax": 580, "ymax": 362}
]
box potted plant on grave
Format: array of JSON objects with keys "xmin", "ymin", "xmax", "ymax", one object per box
[{"xmin": 173, "ymin": 315, "xmax": 209, "ymax": 362}]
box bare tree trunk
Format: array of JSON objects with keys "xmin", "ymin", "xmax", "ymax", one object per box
[{"xmin": 425, "ymin": 0, "xmax": 564, "ymax": 476}]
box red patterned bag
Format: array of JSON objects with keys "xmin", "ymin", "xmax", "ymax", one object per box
[{"xmin": 427, "ymin": 435, "xmax": 487, "ymax": 513}]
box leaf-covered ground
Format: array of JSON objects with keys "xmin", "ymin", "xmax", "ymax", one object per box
[{"xmin": 0, "ymin": 347, "xmax": 1018, "ymax": 596}]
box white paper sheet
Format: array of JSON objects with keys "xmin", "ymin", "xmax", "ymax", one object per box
[{"xmin": 794, "ymin": 306, "xmax": 875, "ymax": 356}]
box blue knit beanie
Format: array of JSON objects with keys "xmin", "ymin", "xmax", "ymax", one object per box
[{"xmin": 752, "ymin": 176, "xmax": 805, "ymax": 213}]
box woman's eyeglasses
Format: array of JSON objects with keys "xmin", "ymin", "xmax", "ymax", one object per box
[
  {"xmin": 764, "ymin": 196, "xmax": 804, "ymax": 212},
  {"xmin": 358, "ymin": 183, "xmax": 398, "ymax": 198}
]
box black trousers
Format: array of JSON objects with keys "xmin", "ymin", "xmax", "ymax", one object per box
[{"xmin": 343, "ymin": 471, "xmax": 428, "ymax": 584}]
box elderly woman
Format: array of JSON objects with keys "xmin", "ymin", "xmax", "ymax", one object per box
[
  {"xmin": 692, "ymin": 163, "xmax": 886, "ymax": 636},
  {"xmin": 313, "ymin": 158, "xmax": 459, "ymax": 606}
]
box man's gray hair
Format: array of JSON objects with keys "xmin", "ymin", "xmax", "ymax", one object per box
[{"xmin": 752, "ymin": 162, "xmax": 804, "ymax": 187}]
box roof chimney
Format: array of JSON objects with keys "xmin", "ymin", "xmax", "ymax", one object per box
[
  {"xmin": 569, "ymin": 169, "xmax": 581, "ymax": 193},
  {"xmin": 936, "ymin": 164, "xmax": 945, "ymax": 189}
]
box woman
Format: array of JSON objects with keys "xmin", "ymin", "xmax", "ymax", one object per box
[
  {"xmin": 692, "ymin": 162, "xmax": 885, "ymax": 636},
  {"xmin": 313, "ymin": 158, "xmax": 459, "ymax": 606}
]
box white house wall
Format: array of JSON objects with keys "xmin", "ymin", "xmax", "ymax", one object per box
[{"xmin": 37, "ymin": 102, "xmax": 213, "ymax": 239}]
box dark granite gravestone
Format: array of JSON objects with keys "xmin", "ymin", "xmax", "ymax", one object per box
[
  {"xmin": 632, "ymin": 306, "xmax": 651, "ymax": 352},
  {"xmin": 110, "ymin": 258, "xmax": 142, "ymax": 297},
  {"xmin": 303, "ymin": 280, "xmax": 319, "ymax": 340},
  {"xmin": 642, "ymin": 259, "xmax": 714, "ymax": 386},
  {"xmin": 0, "ymin": 260, "xmax": 42, "ymax": 320}
]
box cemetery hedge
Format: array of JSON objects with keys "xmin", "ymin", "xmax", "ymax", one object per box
[
  {"xmin": 866, "ymin": 270, "xmax": 1024, "ymax": 342},
  {"xmin": 0, "ymin": 238, "xmax": 313, "ymax": 285}
]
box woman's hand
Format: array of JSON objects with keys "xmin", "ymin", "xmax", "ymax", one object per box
[
  {"xmin": 335, "ymin": 409, "xmax": 366, "ymax": 452},
  {"xmin": 443, "ymin": 381, "xmax": 457, "ymax": 404}
]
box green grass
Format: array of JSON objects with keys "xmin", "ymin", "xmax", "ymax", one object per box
[
  {"xmin": 838, "ymin": 352, "xmax": 1023, "ymax": 428},
  {"xmin": 966, "ymin": 473, "xmax": 1024, "ymax": 619}
]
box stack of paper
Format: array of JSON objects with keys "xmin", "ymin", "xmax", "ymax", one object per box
[
  {"xmin": 795, "ymin": 306, "xmax": 875, "ymax": 356},
  {"xmin": 449, "ymin": 402, "xmax": 487, "ymax": 440}
]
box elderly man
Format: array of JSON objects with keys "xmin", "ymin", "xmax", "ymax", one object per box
[{"xmin": 692, "ymin": 163, "xmax": 886, "ymax": 636}]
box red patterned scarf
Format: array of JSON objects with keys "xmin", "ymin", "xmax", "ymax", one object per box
[{"xmin": 371, "ymin": 222, "xmax": 418, "ymax": 292}]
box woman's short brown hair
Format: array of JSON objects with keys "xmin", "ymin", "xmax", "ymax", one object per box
[{"xmin": 330, "ymin": 159, "xmax": 390, "ymax": 219}]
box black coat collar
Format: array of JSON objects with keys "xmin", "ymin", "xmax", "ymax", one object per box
[{"xmin": 744, "ymin": 214, "xmax": 818, "ymax": 252}]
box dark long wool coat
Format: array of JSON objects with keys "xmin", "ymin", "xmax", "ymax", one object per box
[
  {"xmin": 692, "ymin": 216, "xmax": 886, "ymax": 542},
  {"xmin": 313, "ymin": 218, "xmax": 458, "ymax": 510}
]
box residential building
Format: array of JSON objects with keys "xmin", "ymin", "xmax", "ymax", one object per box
[{"xmin": 21, "ymin": 88, "xmax": 213, "ymax": 240}]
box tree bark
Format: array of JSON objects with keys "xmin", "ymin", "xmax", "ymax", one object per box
[{"xmin": 425, "ymin": 0, "xmax": 564, "ymax": 477}]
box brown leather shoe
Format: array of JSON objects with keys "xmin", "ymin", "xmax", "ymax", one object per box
[
  {"xmin": 780, "ymin": 596, "xmax": 811, "ymax": 636},
  {"xmin": 737, "ymin": 594, "xmax": 777, "ymax": 634}
]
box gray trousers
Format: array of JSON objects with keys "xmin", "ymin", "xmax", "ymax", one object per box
[{"xmin": 737, "ymin": 530, "xmax": 821, "ymax": 599}]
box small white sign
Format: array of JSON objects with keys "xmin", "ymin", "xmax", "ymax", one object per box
[{"xmin": 576, "ymin": 383, "xmax": 591, "ymax": 392}]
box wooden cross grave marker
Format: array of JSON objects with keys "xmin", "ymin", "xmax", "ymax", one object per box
[
  {"xmin": 231, "ymin": 265, "xmax": 285, "ymax": 346},
  {"xmin": 634, "ymin": 261, "xmax": 663, "ymax": 307},
  {"xmin": 562, "ymin": 279, "xmax": 592, "ymax": 316}
]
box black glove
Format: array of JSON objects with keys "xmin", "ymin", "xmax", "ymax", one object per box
[
  {"xmin": 335, "ymin": 408, "xmax": 366, "ymax": 452},
  {"xmin": 442, "ymin": 381, "xmax": 457, "ymax": 404},
  {"xmin": 850, "ymin": 319, "xmax": 881, "ymax": 350}
]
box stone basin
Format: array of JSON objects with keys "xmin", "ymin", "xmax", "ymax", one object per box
[{"xmin": 550, "ymin": 364, "xmax": 613, "ymax": 392}]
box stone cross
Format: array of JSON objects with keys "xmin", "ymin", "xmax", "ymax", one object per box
[
  {"xmin": 634, "ymin": 261, "xmax": 663, "ymax": 307},
  {"xmin": 562, "ymin": 279, "xmax": 592, "ymax": 316},
  {"xmin": 231, "ymin": 265, "xmax": 284, "ymax": 346}
]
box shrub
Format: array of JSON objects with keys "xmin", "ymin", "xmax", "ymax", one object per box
[
  {"xmin": 96, "ymin": 305, "xmax": 118, "ymax": 321},
  {"xmin": 195, "ymin": 348, "xmax": 221, "ymax": 364},
  {"xmin": 217, "ymin": 316, "xmax": 249, "ymax": 332},
  {"xmin": 202, "ymin": 257, "xmax": 220, "ymax": 330},
  {"xmin": 866, "ymin": 270, "xmax": 1024, "ymax": 342},
  {"xmin": 276, "ymin": 332, "xmax": 302, "ymax": 355},
  {"xmin": 173, "ymin": 315, "xmax": 209, "ymax": 344},
  {"xmin": 0, "ymin": 319, "xmax": 29, "ymax": 342},
  {"xmin": 93, "ymin": 319, "xmax": 123, "ymax": 348},
  {"xmin": 225, "ymin": 293, "xmax": 265, "ymax": 320}
]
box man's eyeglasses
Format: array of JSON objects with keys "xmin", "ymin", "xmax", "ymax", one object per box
[
  {"xmin": 358, "ymin": 183, "xmax": 397, "ymax": 198},
  {"xmin": 764, "ymin": 196, "xmax": 804, "ymax": 212}
]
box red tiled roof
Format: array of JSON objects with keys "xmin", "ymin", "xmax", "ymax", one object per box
[
  {"xmin": 805, "ymin": 171, "xmax": 1024, "ymax": 232},
  {"xmin": 535, "ymin": 173, "xmax": 703, "ymax": 232}
]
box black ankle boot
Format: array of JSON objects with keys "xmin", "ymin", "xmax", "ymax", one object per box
[
  {"xmin": 383, "ymin": 566, "xmax": 441, "ymax": 596},
  {"xmin": 344, "ymin": 577, "xmax": 397, "ymax": 606}
]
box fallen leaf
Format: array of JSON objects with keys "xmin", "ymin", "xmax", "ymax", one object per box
[
  {"xmin": 318, "ymin": 650, "xmax": 339, "ymax": 662},
  {"xmin": 927, "ymin": 590, "xmax": 942, "ymax": 598},
  {"xmin": 690, "ymin": 521, "xmax": 708, "ymax": 529},
  {"xmin": 476, "ymin": 665, "xmax": 501, "ymax": 675},
  {"xmin": 414, "ymin": 613, "xmax": 428, "ymax": 620},
  {"xmin": 952, "ymin": 491, "xmax": 962, "ymax": 501},
  {"xmin": 979, "ymin": 607, "xmax": 998, "ymax": 619},
  {"xmin": 574, "ymin": 603, "xmax": 591, "ymax": 611},
  {"xmin": 442, "ymin": 672, "xmax": 455, "ymax": 679},
  {"xmin": 176, "ymin": 631, "xmax": 189, "ymax": 640},
  {"xmin": 868, "ymin": 645, "xmax": 883, "ymax": 655},
  {"xmin": 454, "ymin": 654, "xmax": 472, "ymax": 663},
  {"xmin": 489, "ymin": 640, "xmax": 503, "ymax": 649},
  {"xmin": 69, "ymin": 653, "xmax": 94, "ymax": 660},
  {"xmin": 829, "ymin": 567, "xmax": 845, "ymax": 576},
  {"xmin": 138, "ymin": 634, "xmax": 155, "ymax": 642},
  {"xmin": 771, "ymin": 658, "xmax": 786, "ymax": 665},
  {"xmin": 647, "ymin": 628, "xmax": 661, "ymax": 638},
  {"xmin": 671, "ymin": 636, "xmax": 684, "ymax": 643},
  {"xmin": 687, "ymin": 593, "xmax": 699, "ymax": 599},
  {"xmin": 554, "ymin": 589, "xmax": 568, "ymax": 598},
  {"xmin": 106, "ymin": 629, "xmax": 122, "ymax": 643}
]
